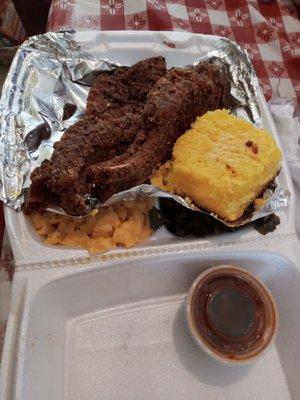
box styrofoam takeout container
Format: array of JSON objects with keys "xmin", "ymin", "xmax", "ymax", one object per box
[
  {"xmin": 1, "ymin": 250, "xmax": 300, "ymax": 400},
  {"xmin": 3, "ymin": 30, "xmax": 296, "ymax": 267},
  {"xmin": 1, "ymin": 31, "xmax": 300, "ymax": 400}
]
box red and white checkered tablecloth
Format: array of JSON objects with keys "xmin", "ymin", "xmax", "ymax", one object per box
[
  {"xmin": 47, "ymin": 0, "xmax": 300, "ymax": 103},
  {"xmin": 0, "ymin": 0, "xmax": 299, "ymax": 361}
]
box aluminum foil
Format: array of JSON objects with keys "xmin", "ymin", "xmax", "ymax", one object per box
[{"xmin": 0, "ymin": 31, "xmax": 290, "ymax": 226}]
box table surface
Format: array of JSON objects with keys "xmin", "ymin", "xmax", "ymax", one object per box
[
  {"xmin": 0, "ymin": 0, "xmax": 300, "ymax": 360},
  {"xmin": 48, "ymin": 0, "xmax": 300, "ymax": 102}
]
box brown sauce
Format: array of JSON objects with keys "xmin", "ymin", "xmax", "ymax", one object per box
[{"xmin": 192, "ymin": 275, "xmax": 267, "ymax": 359}]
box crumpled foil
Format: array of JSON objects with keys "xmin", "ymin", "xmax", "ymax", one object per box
[{"xmin": 0, "ymin": 31, "xmax": 290, "ymax": 226}]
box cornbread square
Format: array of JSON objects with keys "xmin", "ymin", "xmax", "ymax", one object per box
[{"xmin": 151, "ymin": 110, "xmax": 281, "ymax": 221}]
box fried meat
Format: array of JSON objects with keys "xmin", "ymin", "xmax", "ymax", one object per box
[{"xmin": 24, "ymin": 58, "xmax": 232, "ymax": 215}]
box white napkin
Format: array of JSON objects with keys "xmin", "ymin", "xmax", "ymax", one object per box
[
  {"xmin": 268, "ymin": 96, "xmax": 300, "ymax": 187},
  {"xmin": 268, "ymin": 96, "xmax": 300, "ymax": 236}
]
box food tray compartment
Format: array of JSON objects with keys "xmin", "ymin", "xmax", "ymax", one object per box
[
  {"xmin": 1, "ymin": 250, "xmax": 299, "ymax": 399},
  {"xmin": 3, "ymin": 31, "xmax": 296, "ymax": 266}
]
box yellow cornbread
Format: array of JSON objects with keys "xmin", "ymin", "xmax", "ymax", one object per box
[{"xmin": 151, "ymin": 110, "xmax": 281, "ymax": 221}]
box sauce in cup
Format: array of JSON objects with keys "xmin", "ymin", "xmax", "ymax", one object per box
[{"xmin": 186, "ymin": 265, "xmax": 278, "ymax": 364}]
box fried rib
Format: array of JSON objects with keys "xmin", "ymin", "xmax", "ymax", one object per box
[
  {"xmin": 88, "ymin": 64, "xmax": 232, "ymax": 190},
  {"xmin": 24, "ymin": 56, "xmax": 167, "ymax": 215}
]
